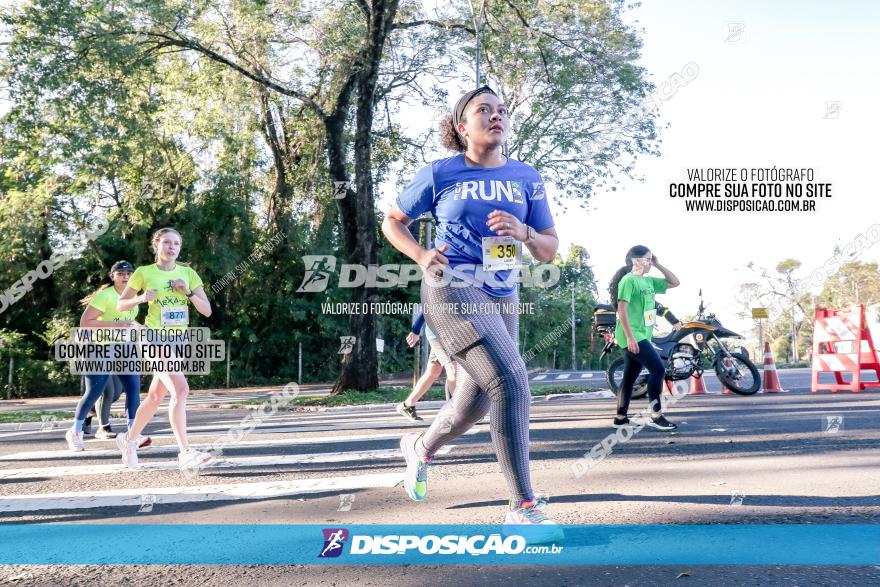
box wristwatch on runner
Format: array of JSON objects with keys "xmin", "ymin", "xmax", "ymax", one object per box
[{"xmin": 525, "ymin": 225, "xmax": 536, "ymax": 244}]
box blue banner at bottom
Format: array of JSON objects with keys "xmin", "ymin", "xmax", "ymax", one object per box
[{"xmin": 0, "ymin": 524, "xmax": 877, "ymax": 565}]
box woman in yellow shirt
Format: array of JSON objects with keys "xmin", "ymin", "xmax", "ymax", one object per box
[
  {"xmin": 116, "ymin": 227, "xmax": 212, "ymax": 471},
  {"xmin": 65, "ymin": 261, "xmax": 146, "ymax": 451}
]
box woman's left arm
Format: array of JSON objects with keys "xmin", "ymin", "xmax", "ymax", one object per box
[
  {"xmin": 652, "ymin": 255, "xmax": 681, "ymax": 289},
  {"xmin": 486, "ymin": 210, "xmax": 559, "ymax": 263},
  {"xmin": 188, "ymin": 285, "xmax": 212, "ymax": 317}
]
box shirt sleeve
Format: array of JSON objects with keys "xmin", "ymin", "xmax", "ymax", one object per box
[
  {"xmin": 524, "ymin": 172, "xmax": 554, "ymax": 231},
  {"xmin": 88, "ymin": 288, "xmax": 108, "ymax": 313},
  {"xmin": 128, "ymin": 268, "xmax": 145, "ymax": 292},
  {"xmin": 650, "ymin": 276, "xmax": 668, "ymax": 295},
  {"xmin": 617, "ymin": 275, "xmax": 637, "ymax": 303},
  {"xmin": 187, "ymin": 268, "xmax": 204, "ymax": 291},
  {"xmin": 396, "ymin": 164, "xmax": 435, "ymax": 220},
  {"xmin": 411, "ymin": 313, "xmax": 425, "ymax": 336}
]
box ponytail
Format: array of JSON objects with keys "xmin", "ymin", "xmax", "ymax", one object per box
[{"xmin": 79, "ymin": 284, "xmax": 111, "ymax": 307}]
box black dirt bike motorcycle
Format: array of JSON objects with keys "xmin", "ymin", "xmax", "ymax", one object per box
[{"xmin": 593, "ymin": 291, "xmax": 761, "ymax": 398}]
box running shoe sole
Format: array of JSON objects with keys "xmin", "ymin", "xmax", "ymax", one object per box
[{"xmin": 645, "ymin": 420, "xmax": 676, "ymax": 431}]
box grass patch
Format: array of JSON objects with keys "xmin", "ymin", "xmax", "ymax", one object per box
[
  {"xmin": 0, "ymin": 410, "xmax": 74, "ymax": 423},
  {"xmin": 232, "ymin": 383, "xmax": 601, "ymax": 409}
]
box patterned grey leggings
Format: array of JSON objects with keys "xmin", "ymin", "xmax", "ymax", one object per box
[{"xmin": 417, "ymin": 273, "xmax": 533, "ymax": 504}]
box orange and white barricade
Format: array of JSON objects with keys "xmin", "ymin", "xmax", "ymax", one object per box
[{"xmin": 811, "ymin": 305, "xmax": 880, "ymax": 393}]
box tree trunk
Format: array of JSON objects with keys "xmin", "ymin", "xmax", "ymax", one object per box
[{"xmin": 330, "ymin": 0, "xmax": 401, "ymax": 395}]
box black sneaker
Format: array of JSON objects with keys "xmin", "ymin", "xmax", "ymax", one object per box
[
  {"xmin": 83, "ymin": 415, "xmax": 93, "ymax": 436},
  {"xmin": 612, "ymin": 416, "xmax": 631, "ymax": 428},
  {"xmin": 646, "ymin": 414, "xmax": 677, "ymax": 431},
  {"xmin": 396, "ymin": 402, "xmax": 423, "ymax": 422}
]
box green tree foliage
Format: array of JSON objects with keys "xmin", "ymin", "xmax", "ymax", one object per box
[{"xmin": 0, "ymin": 0, "xmax": 657, "ymax": 395}]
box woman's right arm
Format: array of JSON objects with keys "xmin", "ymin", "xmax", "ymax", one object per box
[
  {"xmin": 617, "ymin": 301, "xmax": 640, "ymax": 354},
  {"xmin": 117, "ymin": 286, "xmax": 146, "ymax": 312},
  {"xmin": 79, "ymin": 306, "xmax": 133, "ymax": 328},
  {"xmin": 381, "ymin": 205, "xmax": 449, "ymax": 275}
]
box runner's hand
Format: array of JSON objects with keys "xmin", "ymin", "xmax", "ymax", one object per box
[
  {"xmin": 142, "ymin": 289, "xmax": 157, "ymax": 302},
  {"xmin": 419, "ymin": 244, "xmax": 449, "ymax": 278},
  {"xmin": 487, "ymin": 210, "xmax": 526, "ymax": 241},
  {"xmin": 406, "ymin": 333, "xmax": 420, "ymax": 348},
  {"xmin": 170, "ymin": 279, "xmax": 188, "ymax": 294},
  {"xmin": 627, "ymin": 337, "xmax": 640, "ymax": 354}
]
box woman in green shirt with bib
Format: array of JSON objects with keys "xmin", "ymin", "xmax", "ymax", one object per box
[
  {"xmin": 609, "ymin": 245, "xmax": 681, "ymax": 431},
  {"xmin": 116, "ymin": 227, "xmax": 213, "ymax": 471}
]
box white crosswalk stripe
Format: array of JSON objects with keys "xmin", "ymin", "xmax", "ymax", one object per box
[
  {"xmin": 0, "ymin": 446, "xmax": 454, "ymax": 480},
  {"xmin": 0, "ymin": 430, "xmax": 478, "ymax": 461},
  {"xmin": 0, "ymin": 407, "xmax": 482, "ymax": 513},
  {"xmin": 0, "ymin": 473, "xmax": 404, "ymax": 512}
]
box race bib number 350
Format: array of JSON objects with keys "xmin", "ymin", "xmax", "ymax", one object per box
[
  {"xmin": 482, "ymin": 236, "xmax": 520, "ymax": 272},
  {"xmin": 161, "ymin": 306, "xmax": 189, "ymax": 326}
]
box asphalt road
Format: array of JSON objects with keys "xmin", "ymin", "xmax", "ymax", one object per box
[{"xmin": 1, "ymin": 385, "xmax": 878, "ymax": 586}]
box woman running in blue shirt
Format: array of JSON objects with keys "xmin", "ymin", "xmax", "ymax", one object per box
[{"xmin": 382, "ymin": 85, "xmax": 561, "ymax": 540}]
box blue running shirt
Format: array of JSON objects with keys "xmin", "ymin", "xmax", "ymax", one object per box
[{"xmin": 396, "ymin": 154, "xmax": 555, "ymax": 297}]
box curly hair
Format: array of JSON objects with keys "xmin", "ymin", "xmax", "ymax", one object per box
[{"xmin": 439, "ymin": 114, "xmax": 467, "ymax": 152}]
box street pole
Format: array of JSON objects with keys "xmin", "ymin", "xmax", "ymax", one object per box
[
  {"xmin": 7, "ymin": 356, "xmax": 14, "ymax": 399},
  {"xmin": 758, "ymin": 319, "xmax": 763, "ymax": 358},
  {"xmin": 421, "ymin": 221, "xmax": 432, "ymax": 372},
  {"xmin": 469, "ymin": 0, "xmax": 487, "ymax": 88},
  {"xmin": 298, "ymin": 342, "xmax": 303, "ymax": 385},
  {"xmin": 571, "ymin": 285, "xmax": 576, "ymax": 370},
  {"xmin": 226, "ymin": 340, "xmax": 231, "ymax": 388}
]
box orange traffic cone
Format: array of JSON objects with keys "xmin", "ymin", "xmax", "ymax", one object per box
[
  {"xmin": 689, "ymin": 374, "xmax": 707, "ymax": 395},
  {"xmin": 761, "ymin": 342, "xmax": 786, "ymax": 393},
  {"xmin": 664, "ymin": 381, "xmax": 673, "ymax": 396},
  {"xmin": 722, "ymin": 381, "xmax": 735, "ymax": 394}
]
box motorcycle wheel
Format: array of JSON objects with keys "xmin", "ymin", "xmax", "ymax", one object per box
[
  {"xmin": 606, "ymin": 357, "xmax": 650, "ymax": 399},
  {"xmin": 714, "ymin": 352, "xmax": 761, "ymax": 395}
]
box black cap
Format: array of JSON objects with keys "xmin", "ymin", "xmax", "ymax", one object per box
[
  {"xmin": 452, "ymin": 85, "xmax": 498, "ymax": 129},
  {"xmin": 110, "ymin": 260, "xmax": 135, "ymax": 273}
]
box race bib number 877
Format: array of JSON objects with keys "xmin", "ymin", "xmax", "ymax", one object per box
[{"xmin": 161, "ymin": 306, "xmax": 189, "ymax": 327}]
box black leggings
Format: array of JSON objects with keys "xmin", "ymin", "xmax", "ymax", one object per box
[{"xmin": 617, "ymin": 339, "xmax": 665, "ymax": 416}]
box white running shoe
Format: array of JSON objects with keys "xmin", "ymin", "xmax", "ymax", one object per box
[
  {"xmin": 177, "ymin": 449, "xmax": 215, "ymax": 475},
  {"xmin": 136, "ymin": 435, "xmax": 152, "ymax": 449},
  {"xmin": 115, "ymin": 431, "xmax": 139, "ymax": 469},
  {"xmin": 503, "ymin": 498, "xmax": 565, "ymax": 544},
  {"xmin": 65, "ymin": 429, "xmax": 84, "ymax": 452}
]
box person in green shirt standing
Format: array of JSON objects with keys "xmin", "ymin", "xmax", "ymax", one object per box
[
  {"xmin": 609, "ymin": 245, "xmax": 681, "ymax": 431},
  {"xmin": 115, "ymin": 227, "xmax": 213, "ymax": 471}
]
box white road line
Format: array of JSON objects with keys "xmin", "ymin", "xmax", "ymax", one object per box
[
  {"xmin": 0, "ymin": 472, "xmax": 404, "ymax": 512},
  {"xmin": 556, "ymin": 374, "xmax": 570, "ymax": 380},
  {"xmin": 532, "ymin": 375, "xmax": 547, "ymax": 381},
  {"xmin": 0, "ymin": 430, "xmax": 478, "ymax": 461},
  {"xmin": 580, "ymin": 373, "xmax": 594, "ymax": 378},
  {"xmin": 0, "ymin": 429, "xmax": 61, "ymax": 440},
  {"xmin": 0, "ymin": 446, "xmax": 453, "ymax": 479}
]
